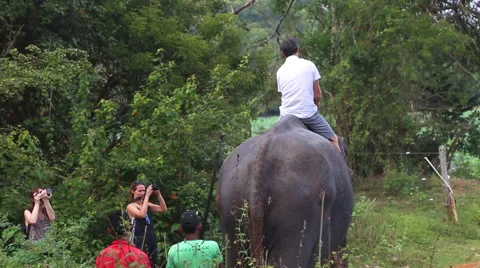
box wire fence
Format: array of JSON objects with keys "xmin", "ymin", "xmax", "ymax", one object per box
[{"xmin": 349, "ymin": 151, "xmax": 439, "ymax": 155}]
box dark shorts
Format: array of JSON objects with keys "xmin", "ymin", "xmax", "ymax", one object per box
[{"xmin": 299, "ymin": 112, "xmax": 336, "ymax": 140}]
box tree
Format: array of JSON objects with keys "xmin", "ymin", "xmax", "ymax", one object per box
[
  {"xmin": 290, "ymin": 0, "xmax": 479, "ymax": 175},
  {"xmin": 1, "ymin": 0, "xmax": 272, "ymax": 264}
]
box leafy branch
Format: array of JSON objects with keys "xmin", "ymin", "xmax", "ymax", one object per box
[{"xmin": 243, "ymin": 0, "xmax": 296, "ymax": 52}]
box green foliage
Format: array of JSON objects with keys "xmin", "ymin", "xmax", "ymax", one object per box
[
  {"xmin": 451, "ymin": 152, "xmax": 480, "ymax": 180},
  {"xmin": 0, "ymin": 128, "xmax": 55, "ymax": 220},
  {"xmin": 460, "ymin": 110, "xmax": 480, "ymax": 157},
  {"xmin": 296, "ymin": 0, "xmax": 480, "ymax": 176},
  {"xmin": 2, "ymin": 0, "xmax": 480, "ymax": 265},
  {"xmin": 0, "ymin": 45, "xmax": 93, "ymax": 159},
  {"xmin": 0, "ymin": 0, "xmax": 272, "ymax": 265},
  {"xmin": 2, "ymin": 50, "xmax": 263, "ymax": 264},
  {"xmin": 251, "ymin": 116, "xmax": 279, "ymax": 135},
  {"xmin": 383, "ymin": 170, "xmax": 421, "ymax": 197},
  {"xmin": 0, "ymin": 213, "xmax": 97, "ymax": 267}
]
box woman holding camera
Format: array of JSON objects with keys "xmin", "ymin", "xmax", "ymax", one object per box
[
  {"xmin": 127, "ymin": 181, "xmax": 167, "ymax": 267},
  {"xmin": 24, "ymin": 188, "xmax": 56, "ymax": 241}
]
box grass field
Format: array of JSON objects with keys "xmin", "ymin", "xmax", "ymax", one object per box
[
  {"xmin": 251, "ymin": 116, "xmax": 480, "ymax": 267},
  {"xmin": 350, "ymin": 177, "xmax": 480, "ymax": 267}
]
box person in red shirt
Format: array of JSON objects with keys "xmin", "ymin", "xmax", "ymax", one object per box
[{"xmin": 96, "ymin": 210, "xmax": 151, "ymax": 268}]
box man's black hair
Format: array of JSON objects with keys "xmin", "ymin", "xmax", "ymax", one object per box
[
  {"xmin": 180, "ymin": 210, "xmax": 199, "ymax": 234},
  {"xmin": 280, "ymin": 37, "xmax": 299, "ymax": 57},
  {"xmin": 107, "ymin": 210, "xmax": 129, "ymax": 237}
]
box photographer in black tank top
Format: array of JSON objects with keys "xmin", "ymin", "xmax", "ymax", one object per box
[{"xmin": 127, "ymin": 181, "xmax": 168, "ymax": 267}]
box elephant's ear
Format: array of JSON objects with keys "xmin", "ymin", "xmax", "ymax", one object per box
[
  {"xmin": 338, "ymin": 136, "xmax": 354, "ymax": 179},
  {"xmin": 338, "ymin": 136, "xmax": 348, "ymax": 159}
]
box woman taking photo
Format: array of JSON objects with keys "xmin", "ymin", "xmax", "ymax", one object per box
[
  {"xmin": 24, "ymin": 188, "xmax": 56, "ymax": 241},
  {"xmin": 127, "ymin": 181, "xmax": 167, "ymax": 267}
]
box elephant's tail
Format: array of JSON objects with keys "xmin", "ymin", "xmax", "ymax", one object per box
[{"xmin": 248, "ymin": 139, "xmax": 268, "ymax": 266}]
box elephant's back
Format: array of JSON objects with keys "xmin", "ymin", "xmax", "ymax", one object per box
[
  {"xmin": 256, "ymin": 115, "xmax": 339, "ymax": 163},
  {"xmin": 218, "ymin": 115, "xmax": 342, "ymax": 203},
  {"xmin": 232, "ymin": 115, "xmax": 334, "ymax": 157}
]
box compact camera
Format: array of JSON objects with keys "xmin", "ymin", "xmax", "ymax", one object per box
[
  {"xmin": 151, "ymin": 184, "xmax": 159, "ymax": 191},
  {"xmin": 45, "ymin": 188, "xmax": 53, "ymax": 196}
]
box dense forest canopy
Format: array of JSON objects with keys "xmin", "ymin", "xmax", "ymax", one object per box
[{"xmin": 1, "ymin": 0, "xmax": 479, "ymax": 266}]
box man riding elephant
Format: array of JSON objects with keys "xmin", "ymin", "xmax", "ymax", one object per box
[
  {"xmin": 277, "ymin": 37, "xmax": 342, "ymax": 152},
  {"xmin": 216, "ymin": 115, "xmax": 354, "ymax": 267}
]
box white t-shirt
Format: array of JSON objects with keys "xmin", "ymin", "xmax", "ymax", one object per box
[{"xmin": 276, "ymin": 55, "xmax": 321, "ymax": 118}]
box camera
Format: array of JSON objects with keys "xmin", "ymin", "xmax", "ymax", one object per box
[
  {"xmin": 45, "ymin": 188, "xmax": 53, "ymax": 197},
  {"xmin": 151, "ymin": 184, "xmax": 159, "ymax": 191}
]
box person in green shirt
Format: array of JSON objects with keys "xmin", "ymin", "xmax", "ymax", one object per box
[{"xmin": 167, "ymin": 210, "xmax": 223, "ymax": 268}]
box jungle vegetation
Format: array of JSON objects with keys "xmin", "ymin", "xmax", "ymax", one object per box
[{"xmin": 1, "ymin": 0, "xmax": 479, "ymax": 266}]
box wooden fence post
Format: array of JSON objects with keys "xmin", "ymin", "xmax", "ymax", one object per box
[{"xmin": 439, "ymin": 145, "xmax": 458, "ymax": 222}]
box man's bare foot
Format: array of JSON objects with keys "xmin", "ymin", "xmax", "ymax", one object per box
[{"xmin": 330, "ymin": 135, "xmax": 342, "ymax": 152}]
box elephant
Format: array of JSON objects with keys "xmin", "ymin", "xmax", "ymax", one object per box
[{"xmin": 216, "ymin": 115, "xmax": 354, "ymax": 267}]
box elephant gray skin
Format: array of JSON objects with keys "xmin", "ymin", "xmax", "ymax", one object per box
[{"xmin": 216, "ymin": 115, "xmax": 354, "ymax": 267}]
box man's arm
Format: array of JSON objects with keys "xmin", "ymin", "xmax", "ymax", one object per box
[{"xmin": 313, "ymin": 79, "xmax": 323, "ymax": 105}]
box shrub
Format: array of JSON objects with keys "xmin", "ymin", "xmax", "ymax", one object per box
[
  {"xmin": 383, "ymin": 170, "xmax": 422, "ymax": 197},
  {"xmin": 450, "ymin": 153, "xmax": 480, "ymax": 180},
  {"xmin": 0, "ymin": 213, "xmax": 99, "ymax": 267}
]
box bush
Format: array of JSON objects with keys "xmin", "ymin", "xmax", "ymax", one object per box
[
  {"xmin": 450, "ymin": 153, "xmax": 480, "ymax": 180},
  {"xmin": 383, "ymin": 171, "xmax": 422, "ymax": 197},
  {"xmin": 0, "ymin": 213, "xmax": 99, "ymax": 267}
]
